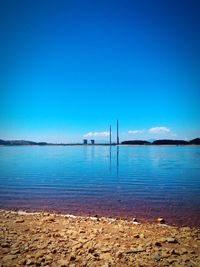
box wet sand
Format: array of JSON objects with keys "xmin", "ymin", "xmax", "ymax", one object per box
[{"xmin": 0, "ymin": 210, "xmax": 200, "ymax": 266}]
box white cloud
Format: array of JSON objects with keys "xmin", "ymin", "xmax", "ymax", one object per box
[
  {"xmin": 83, "ymin": 131, "xmax": 110, "ymax": 138},
  {"xmin": 148, "ymin": 127, "xmax": 171, "ymax": 134},
  {"xmin": 128, "ymin": 130, "xmax": 144, "ymax": 134}
]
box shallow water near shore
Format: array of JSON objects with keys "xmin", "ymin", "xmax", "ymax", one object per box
[{"xmin": 0, "ymin": 145, "xmax": 200, "ymax": 226}]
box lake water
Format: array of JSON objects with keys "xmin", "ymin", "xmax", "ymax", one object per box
[{"xmin": 0, "ymin": 145, "xmax": 200, "ymax": 226}]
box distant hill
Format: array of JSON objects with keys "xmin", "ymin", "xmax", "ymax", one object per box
[
  {"xmin": 121, "ymin": 140, "xmax": 151, "ymax": 145},
  {"xmin": 0, "ymin": 139, "xmax": 48, "ymax": 146},
  {"xmin": 189, "ymin": 138, "xmax": 200, "ymax": 145},
  {"xmin": 120, "ymin": 138, "xmax": 200, "ymax": 145},
  {"xmin": 152, "ymin": 139, "xmax": 189, "ymax": 145}
]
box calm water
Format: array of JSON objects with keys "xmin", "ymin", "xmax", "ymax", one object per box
[{"xmin": 0, "ymin": 145, "xmax": 200, "ymax": 226}]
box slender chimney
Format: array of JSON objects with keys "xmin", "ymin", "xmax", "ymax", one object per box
[
  {"xmin": 110, "ymin": 125, "xmax": 112, "ymax": 145},
  {"xmin": 117, "ymin": 119, "xmax": 119, "ymax": 144}
]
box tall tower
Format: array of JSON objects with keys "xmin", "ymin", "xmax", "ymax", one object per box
[
  {"xmin": 117, "ymin": 120, "xmax": 119, "ymax": 144},
  {"xmin": 109, "ymin": 125, "xmax": 112, "ymax": 145}
]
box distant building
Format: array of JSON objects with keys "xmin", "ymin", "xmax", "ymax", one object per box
[
  {"xmin": 91, "ymin": 139, "xmax": 95, "ymax": 144},
  {"xmin": 83, "ymin": 139, "xmax": 87, "ymax": 144}
]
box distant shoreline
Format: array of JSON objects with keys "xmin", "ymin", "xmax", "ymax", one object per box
[
  {"xmin": 1, "ymin": 138, "xmax": 200, "ymax": 146},
  {"xmin": 0, "ymin": 144, "xmax": 200, "ymax": 147}
]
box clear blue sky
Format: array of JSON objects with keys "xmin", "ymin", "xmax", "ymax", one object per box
[{"xmin": 0, "ymin": 0, "xmax": 199, "ymax": 142}]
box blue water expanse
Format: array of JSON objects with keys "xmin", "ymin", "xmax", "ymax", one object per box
[{"xmin": 0, "ymin": 146, "xmax": 200, "ymax": 226}]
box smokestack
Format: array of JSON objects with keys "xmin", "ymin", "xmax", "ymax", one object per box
[
  {"xmin": 110, "ymin": 125, "xmax": 112, "ymax": 145},
  {"xmin": 117, "ymin": 120, "xmax": 119, "ymax": 144}
]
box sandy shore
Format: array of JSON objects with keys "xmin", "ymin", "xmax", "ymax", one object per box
[{"xmin": 0, "ymin": 210, "xmax": 200, "ymax": 267}]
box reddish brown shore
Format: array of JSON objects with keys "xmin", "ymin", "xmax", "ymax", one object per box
[{"xmin": 0, "ymin": 210, "xmax": 200, "ymax": 267}]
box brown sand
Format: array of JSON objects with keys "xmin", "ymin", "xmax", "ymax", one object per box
[{"xmin": 0, "ymin": 210, "xmax": 199, "ymax": 267}]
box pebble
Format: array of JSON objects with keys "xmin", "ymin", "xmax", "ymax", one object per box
[
  {"xmin": 15, "ymin": 219, "xmax": 24, "ymax": 223},
  {"xmin": 57, "ymin": 259, "xmax": 69, "ymax": 266},
  {"xmin": 166, "ymin": 237, "xmax": 178, "ymax": 243},
  {"xmin": 26, "ymin": 259, "xmax": 34, "ymax": 265},
  {"xmin": 154, "ymin": 254, "xmax": 162, "ymax": 261},
  {"xmin": 157, "ymin": 217, "xmax": 165, "ymax": 224},
  {"xmin": 3, "ymin": 255, "xmax": 17, "ymax": 261},
  {"xmin": 155, "ymin": 241, "xmax": 162, "ymax": 247}
]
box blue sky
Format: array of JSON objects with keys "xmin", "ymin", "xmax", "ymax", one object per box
[{"xmin": 0, "ymin": 0, "xmax": 200, "ymax": 142}]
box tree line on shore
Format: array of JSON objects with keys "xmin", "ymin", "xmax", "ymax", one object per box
[
  {"xmin": 0, "ymin": 138, "xmax": 200, "ymax": 146},
  {"xmin": 121, "ymin": 138, "xmax": 200, "ymax": 145}
]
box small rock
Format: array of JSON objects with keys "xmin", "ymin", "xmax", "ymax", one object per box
[
  {"xmin": 1, "ymin": 242, "xmax": 10, "ymax": 248},
  {"xmin": 181, "ymin": 255, "xmax": 191, "ymax": 262},
  {"xmin": 179, "ymin": 248, "xmax": 188, "ymax": 255},
  {"xmin": 3, "ymin": 255, "xmax": 17, "ymax": 261},
  {"xmin": 157, "ymin": 217, "xmax": 165, "ymax": 224},
  {"xmin": 167, "ymin": 258, "xmax": 177, "ymax": 264},
  {"xmin": 133, "ymin": 234, "xmax": 140, "ymax": 238},
  {"xmin": 100, "ymin": 264, "xmax": 109, "ymax": 267},
  {"xmin": 154, "ymin": 254, "xmax": 162, "ymax": 261},
  {"xmin": 155, "ymin": 241, "xmax": 162, "ymax": 247},
  {"xmin": 116, "ymin": 251, "xmax": 123, "ymax": 259},
  {"xmin": 181, "ymin": 227, "xmax": 191, "ymax": 231},
  {"xmin": 88, "ymin": 247, "xmax": 95, "ymax": 253},
  {"xmin": 18, "ymin": 259, "xmax": 26, "ymax": 265},
  {"xmin": 166, "ymin": 237, "xmax": 178, "ymax": 243},
  {"xmin": 161, "ymin": 251, "xmax": 170, "ymax": 258},
  {"xmin": 35, "ymin": 252, "xmax": 44, "ymax": 259},
  {"xmin": 69, "ymin": 254, "xmax": 76, "ymax": 261},
  {"xmin": 171, "ymin": 249, "xmax": 180, "ymax": 255},
  {"xmin": 57, "ymin": 259, "xmax": 69, "ymax": 267},
  {"xmin": 10, "ymin": 249, "xmax": 20, "ymax": 255},
  {"xmin": 100, "ymin": 253, "xmax": 113, "ymax": 261},
  {"xmin": 45, "ymin": 255, "xmax": 53, "ymax": 261},
  {"xmin": 15, "ymin": 218, "xmax": 24, "ymax": 223},
  {"xmin": 126, "ymin": 247, "xmax": 146, "ymax": 254},
  {"xmin": 26, "ymin": 259, "xmax": 34, "ymax": 265}
]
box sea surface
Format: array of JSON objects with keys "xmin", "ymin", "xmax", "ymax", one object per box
[{"xmin": 0, "ymin": 145, "xmax": 200, "ymax": 226}]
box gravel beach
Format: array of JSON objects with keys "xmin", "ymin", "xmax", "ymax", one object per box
[{"xmin": 0, "ymin": 210, "xmax": 200, "ymax": 267}]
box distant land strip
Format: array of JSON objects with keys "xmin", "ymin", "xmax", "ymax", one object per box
[{"xmin": 0, "ymin": 138, "xmax": 200, "ymax": 146}]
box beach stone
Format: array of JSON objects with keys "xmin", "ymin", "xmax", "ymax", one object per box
[
  {"xmin": 3, "ymin": 254, "xmax": 17, "ymax": 261},
  {"xmin": 157, "ymin": 217, "xmax": 165, "ymax": 224},
  {"xmin": 46, "ymin": 215, "xmax": 55, "ymax": 222},
  {"xmin": 179, "ymin": 248, "xmax": 188, "ymax": 255},
  {"xmin": 100, "ymin": 264, "xmax": 109, "ymax": 267},
  {"xmin": 167, "ymin": 258, "xmax": 177, "ymax": 264},
  {"xmin": 26, "ymin": 259, "xmax": 34, "ymax": 265},
  {"xmin": 126, "ymin": 247, "xmax": 146, "ymax": 254},
  {"xmin": 88, "ymin": 247, "xmax": 95, "ymax": 253},
  {"xmin": 57, "ymin": 259, "xmax": 69, "ymax": 266},
  {"xmin": 35, "ymin": 252, "xmax": 45, "ymax": 259},
  {"xmin": 171, "ymin": 249, "xmax": 180, "ymax": 255},
  {"xmin": 116, "ymin": 251, "xmax": 123, "ymax": 259},
  {"xmin": 166, "ymin": 237, "xmax": 178, "ymax": 243},
  {"xmin": 134, "ymin": 233, "xmax": 140, "ymax": 238},
  {"xmin": 1, "ymin": 242, "xmax": 10, "ymax": 248},
  {"xmin": 100, "ymin": 252, "xmax": 112, "ymax": 261},
  {"xmin": 154, "ymin": 241, "xmax": 162, "ymax": 247},
  {"xmin": 154, "ymin": 254, "xmax": 162, "ymax": 261},
  {"xmin": 15, "ymin": 218, "xmax": 24, "ymax": 223},
  {"xmin": 69, "ymin": 254, "xmax": 76, "ymax": 261},
  {"xmin": 18, "ymin": 259, "xmax": 27, "ymax": 265},
  {"xmin": 11, "ymin": 248, "xmax": 20, "ymax": 254}
]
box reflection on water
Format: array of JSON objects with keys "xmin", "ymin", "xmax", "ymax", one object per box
[{"xmin": 0, "ymin": 145, "xmax": 200, "ymax": 226}]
